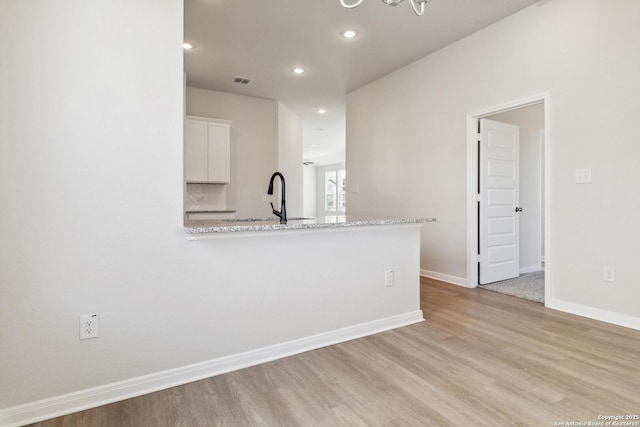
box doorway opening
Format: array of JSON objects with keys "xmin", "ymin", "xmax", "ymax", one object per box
[{"xmin": 466, "ymin": 93, "xmax": 550, "ymax": 305}]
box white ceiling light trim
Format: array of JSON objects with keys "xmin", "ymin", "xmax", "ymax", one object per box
[
  {"xmin": 341, "ymin": 29, "xmax": 358, "ymax": 39},
  {"xmin": 339, "ymin": 0, "xmax": 428, "ymax": 16}
]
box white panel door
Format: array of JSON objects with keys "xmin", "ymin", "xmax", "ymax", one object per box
[{"xmin": 479, "ymin": 118, "xmax": 520, "ymax": 285}]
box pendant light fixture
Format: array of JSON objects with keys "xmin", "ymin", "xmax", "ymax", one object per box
[{"xmin": 340, "ymin": 0, "xmax": 428, "ymax": 16}]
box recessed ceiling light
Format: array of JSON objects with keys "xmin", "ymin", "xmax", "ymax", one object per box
[
  {"xmin": 318, "ymin": 109, "xmax": 327, "ymax": 114},
  {"xmin": 183, "ymin": 42, "xmax": 194, "ymax": 50},
  {"xmin": 292, "ymin": 67, "xmax": 305, "ymax": 74},
  {"xmin": 341, "ymin": 29, "xmax": 358, "ymax": 39}
]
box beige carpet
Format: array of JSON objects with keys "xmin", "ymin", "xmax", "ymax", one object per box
[{"xmin": 480, "ymin": 271, "xmax": 544, "ymax": 303}]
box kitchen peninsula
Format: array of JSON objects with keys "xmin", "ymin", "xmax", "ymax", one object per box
[{"xmin": 181, "ymin": 215, "xmax": 434, "ymax": 378}]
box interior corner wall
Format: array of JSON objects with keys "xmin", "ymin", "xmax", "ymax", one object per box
[
  {"xmin": 346, "ymin": 0, "xmax": 640, "ymax": 321},
  {"xmin": 277, "ymin": 103, "xmax": 304, "ymax": 218},
  {"xmin": 186, "ymin": 87, "xmax": 278, "ymax": 217}
]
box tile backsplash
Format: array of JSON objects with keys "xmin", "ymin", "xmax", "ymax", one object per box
[{"xmin": 184, "ymin": 183, "xmax": 227, "ymax": 211}]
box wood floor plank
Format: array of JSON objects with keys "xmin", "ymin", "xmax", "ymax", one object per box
[{"xmin": 27, "ymin": 278, "xmax": 640, "ymax": 426}]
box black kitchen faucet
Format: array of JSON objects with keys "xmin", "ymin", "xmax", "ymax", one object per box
[{"xmin": 267, "ymin": 172, "xmax": 287, "ymax": 224}]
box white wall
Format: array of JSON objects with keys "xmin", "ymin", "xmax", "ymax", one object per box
[
  {"xmin": 489, "ymin": 103, "xmax": 545, "ymax": 273},
  {"xmin": 303, "ymin": 163, "xmax": 317, "ymax": 218},
  {"xmin": 347, "ymin": 0, "xmax": 640, "ymax": 322},
  {"xmin": 0, "ymin": 1, "xmax": 421, "ymax": 420},
  {"xmin": 0, "ymin": 0, "xmax": 178, "ymax": 407},
  {"xmin": 277, "ymin": 103, "xmax": 304, "ymax": 218},
  {"xmin": 186, "ymin": 87, "xmax": 278, "ymax": 217}
]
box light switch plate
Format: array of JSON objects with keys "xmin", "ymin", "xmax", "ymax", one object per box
[
  {"xmin": 385, "ymin": 270, "xmax": 394, "ymax": 287},
  {"xmin": 575, "ymin": 169, "xmax": 592, "ymax": 184}
]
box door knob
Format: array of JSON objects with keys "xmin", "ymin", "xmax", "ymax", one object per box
[{"xmin": 515, "ymin": 207, "xmax": 523, "ymax": 212}]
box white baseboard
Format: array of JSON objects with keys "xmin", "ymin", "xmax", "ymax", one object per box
[
  {"xmin": 547, "ymin": 298, "xmax": 640, "ymax": 331},
  {"xmin": 420, "ymin": 269, "xmax": 469, "ymax": 287},
  {"xmin": 419, "ymin": 270, "xmax": 640, "ymax": 331},
  {"xmin": 0, "ymin": 310, "xmax": 424, "ymax": 427}
]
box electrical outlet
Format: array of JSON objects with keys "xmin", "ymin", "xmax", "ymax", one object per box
[
  {"xmin": 385, "ymin": 270, "xmax": 394, "ymax": 287},
  {"xmin": 603, "ymin": 266, "xmax": 616, "ymax": 283},
  {"xmin": 79, "ymin": 313, "xmax": 100, "ymax": 340},
  {"xmin": 575, "ymin": 169, "xmax": 592, "ymax": 184}
]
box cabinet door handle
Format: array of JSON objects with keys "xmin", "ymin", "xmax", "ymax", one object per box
[{"xmin": 515, "ymin": 207, "xmax": 523, "ymax": 213}]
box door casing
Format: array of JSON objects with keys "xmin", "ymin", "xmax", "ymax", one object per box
[{"xmin": 466, "ymin": 93, "xmax": 551, "ymax": 305}]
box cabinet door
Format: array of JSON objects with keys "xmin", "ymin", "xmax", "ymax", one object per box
[
  {"xmin": 184, "ymin": 119, "xmax": 208, "ymax": 182},
  {"xmin": 206, "ymin": 122, "xmax": 230, "ymax": 183}
]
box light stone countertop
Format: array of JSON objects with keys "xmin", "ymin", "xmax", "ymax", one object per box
[
  {"xmin": 184, "ymin": 215, "xmax": 436, "ymax": 235},
  {"xmin": 185, "ymin": 209, "xmax": 237, "ymax": 214}
]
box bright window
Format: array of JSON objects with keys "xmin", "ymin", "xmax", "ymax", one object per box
[{"xmin": 324, "ymin": 169, "xmax": 346, "ymax": 213}]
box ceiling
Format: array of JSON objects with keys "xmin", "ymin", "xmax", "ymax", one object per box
[{"xmin": 184, "ymin": 0, "xmax": 539, "ymax": 165}]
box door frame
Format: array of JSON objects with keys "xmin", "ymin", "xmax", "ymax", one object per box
[{"xmin": 466, "ymin": 93, "xmax": 551, "ymax": 305}]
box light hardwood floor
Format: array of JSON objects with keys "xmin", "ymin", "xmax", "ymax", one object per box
[{"xmin": 29, "ymin": 278, "xmax": 640, "ymax": 426}]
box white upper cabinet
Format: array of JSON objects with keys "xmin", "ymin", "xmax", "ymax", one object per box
[
  {"xmin": 184, "ymin": 116, "xmax": 231, "ymax": 184},
  {"xmin": 184, "ymin": 119, "xmax": 208, "ymax": 182}
]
